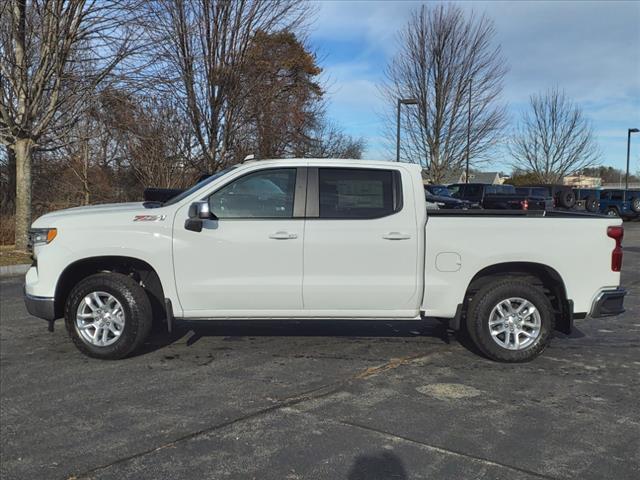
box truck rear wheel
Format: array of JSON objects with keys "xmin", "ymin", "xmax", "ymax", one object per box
[
  {"xmin": 466, "ymin": 279, "xmax": 554, "ymax": 362},
  {"xmin": 64, "ymin": 272, "xmax": 152, "ymax": 359}
]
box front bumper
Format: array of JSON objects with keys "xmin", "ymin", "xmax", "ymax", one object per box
[
  {"xmin": 590, "ymin": 288, "xmax": 626, "ymax": 318},
  {"xmin": 24, "ymin": 287, "xmax": 56, "ymax": 321}
]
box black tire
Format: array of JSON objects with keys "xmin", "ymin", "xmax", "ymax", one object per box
[
  {"xmin": 585, "ymin": 195, "xmax": 598, "ymax": 213},
  {"xmin": 65, "ymin": 272, "xmax": 152, "ymax": 359},
  {"xmin": 466, "ymin": 278, "xmax": 554, "ymax": 362},
  {"xmin": 631, "ymin": 196, "xmax": 640, "ymax": 214},
  {"xmin": 556, "ymin": 189, "xmax": 576, "ymax": 209},
  {"xmin": 607, "ymin": 207, "xmax": 619, "ymax": 217}
]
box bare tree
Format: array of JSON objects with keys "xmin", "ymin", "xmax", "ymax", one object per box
[
  {"xmin": 509, "ymin": 88, "xmax": 600, "ymax": 183},
  {"xmin": 381, "ymin": 4, "xmax": 507, "ymax": 182},
  {"xmin": 0, "ymin": 0, "xmax": 141, "ymax": 249},
  {"xmin": 304, "ymin": 121, "xmax": 365, "ymax": 159},
  {"xmin": 146, "ymin": 0, "xmax": 308, "ymax": 174}
]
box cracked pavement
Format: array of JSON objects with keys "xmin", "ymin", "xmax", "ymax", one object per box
[{"xmin": 1, "ymin": 222, "xmax": 639, "ymax": 479}]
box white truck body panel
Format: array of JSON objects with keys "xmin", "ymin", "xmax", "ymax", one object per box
[
  {"xmin": 26, "ymin": 159, "xmax": 622, "ymax": 323},
  {"xmin": 422, "ymin": 216, "xmax": 620, "ymax": 318}
]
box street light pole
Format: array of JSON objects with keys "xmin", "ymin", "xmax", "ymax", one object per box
[
  {"xmin": 396, "ymin": 98, "xmax": 418, "ymax": 162},
  {"xmin": 626, "ymin": 128, "xmax": 639, "ymax": 199}
]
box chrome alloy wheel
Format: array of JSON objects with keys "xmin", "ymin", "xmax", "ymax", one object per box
[
  {"xmin": 488, "ymin": 297, "xmax": 541, "ymax": 350},
  {"xmin": 75, "ymin": 291, "xmax": 125, "ymax": 347}
]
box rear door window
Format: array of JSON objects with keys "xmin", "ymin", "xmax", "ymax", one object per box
[
  {"xmin": 610, "ymin": 191, "xmax": 624, "ymax": 201},
  {"xmin": 464, "ymin": 185, "xmax": 483, "ymax": 197},
  {"xmin": 318, "ymin": 168, "xmax": 399, "ymax": 219}
]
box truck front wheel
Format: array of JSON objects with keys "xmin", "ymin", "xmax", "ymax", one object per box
[
  {"xmin": 466, "ymin": 279, "xmax": 554, "ymax": 362},
  {"xmin": 64, "ymin": 272, "xmax": 152, "ymax": 359}
]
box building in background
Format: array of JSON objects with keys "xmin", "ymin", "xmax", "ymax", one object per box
[{"xmin": 563, "ymin": 175, "xmax": 601, "ymax": 188}]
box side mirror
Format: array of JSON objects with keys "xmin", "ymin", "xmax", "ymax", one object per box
[
  {"xmin": 188, "ymin": 200, "xmax": 216, "ymax": 220},
  {"xmin": 184, "ymin": 218, "xmax": 203, "ymax": 232},
  {"xmin": 185, "ymin": 201, "xmax": 217, "ymax": 232}
]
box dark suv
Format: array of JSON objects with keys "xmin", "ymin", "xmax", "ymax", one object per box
[
  {"xmin": 424, "ymin": 184, "xmax": 475, "ymax": 209},
  {"xmin": 514, "ymin": 186, "xmax": 555, "ymax": 210},
  {"xmin": 598, "ymin": 189, "xmax": 639, "ymax": 219},
  {"xmin": 448, "ymin": 183, "xmax": 547, "ymax": 210}
]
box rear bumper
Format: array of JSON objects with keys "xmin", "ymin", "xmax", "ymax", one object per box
[
  {"xmin": 590, "ymin": 288, "xmax": 626, "ymax": 318},
  {"xmin": 24, "ymin": 287, "xmax": 56, "ymax": 321}
]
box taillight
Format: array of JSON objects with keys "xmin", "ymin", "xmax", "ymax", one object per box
[
  {"xmin": 520, "ymin": 199, "xmax": 529, "ymax": 210},
  {"xmin": 607, "ymin": 226, "xmax": 623, "ymax": 272}
]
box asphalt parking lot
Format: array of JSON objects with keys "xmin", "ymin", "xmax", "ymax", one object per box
[{"xmin": 1, "ymin": 223, "xmax": 639, "ymax": 480}]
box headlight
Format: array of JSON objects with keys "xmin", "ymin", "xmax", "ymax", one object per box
[
  {"xmin": 436, "ymin": 202, "xmax": 446, "ymax": 207},
  {"xmin": 28, "ymin": 228, "xmax": 57, "ymax": 249}
]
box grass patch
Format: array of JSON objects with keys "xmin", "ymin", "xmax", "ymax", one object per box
[{"xmin": 0, "ymin": 245, "xmax": 31, "ymax": 267}]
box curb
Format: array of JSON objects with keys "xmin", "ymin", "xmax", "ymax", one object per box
[{"xmin": 0, "ymin": 263, "xmax": 30, "ymax": 277}]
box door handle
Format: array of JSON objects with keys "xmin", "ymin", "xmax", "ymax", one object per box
[
  {"xmin": 383, "ymin": 232, "xmax": 411, "ymax": 240},
  {"xmin": 269, "ymin": 231, "xmax": 298, "ymax": 240}
]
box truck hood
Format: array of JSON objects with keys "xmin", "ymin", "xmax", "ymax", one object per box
[{"xmin": 32, "ymin": 202, "xmax": 149, "ymax": 227}]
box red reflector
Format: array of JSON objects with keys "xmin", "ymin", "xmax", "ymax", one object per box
[
  {"xmin": 607, "ymin": 226, "xmax": 624, "ymax": 272},
  {"xmin": 521, "ymin": 199, "xmax": 529, "ymax": 210}
]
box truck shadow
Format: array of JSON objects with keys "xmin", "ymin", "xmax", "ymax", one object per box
[
  {"xmin": 137, "ymin": 318, "xmax": 586, "ymax": 359},
  {"xmin": 137, "ymin": 318, "xmax": 454, "ymax": 356}
]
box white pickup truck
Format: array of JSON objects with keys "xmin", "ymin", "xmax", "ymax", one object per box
[{"xmin": 24, "ymin": 159, "xmax": 626, "ymax": 362}]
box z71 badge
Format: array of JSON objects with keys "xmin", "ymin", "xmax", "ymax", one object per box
[{"xmin": 133, "ymin": 215, "xmax": 166, "ymax": 222}]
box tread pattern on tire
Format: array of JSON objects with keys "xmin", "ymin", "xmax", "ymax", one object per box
[{"xmin": 64, "ymin": 272, "xmax": 152, "ymax": 359}]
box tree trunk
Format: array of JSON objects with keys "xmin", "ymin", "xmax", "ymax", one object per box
[
  {"xmin": 3, "ymin": 146, "xmax": 17, "ymax": 215},
  {"xmin": 83, "ymin": 140, "xmax": 90, "ymax": 205},
  {"xmin": 13, "ymin": 138, "xmax": 33, "ymax": 251}
]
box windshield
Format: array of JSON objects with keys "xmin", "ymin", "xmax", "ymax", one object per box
[
  {"xmin": 427, "ymin": 185, "xmax": 452, "ymax": 197},
  {"xmin": 163, "ymin": 167, "xmax": 236, "ymax": 206}
]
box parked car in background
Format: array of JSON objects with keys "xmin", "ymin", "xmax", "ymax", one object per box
[
  {"xmin": 143, "ymin": 174, "xmax": 212, "ymax": 204},
  {"xmin": 143, "ymin": 187, "xmax": 183, "ymax": 203},
  {"xmin": 534, "ymin": 185, "xmax": 576, "ymax": 209},
  {"xmin": 599, "ymin": 189, "xmax": 639, "ymax": 219},
  {"xmin": 448, "ymin": 183, "xmax": 547, "ymax": 210},
  {"xmin": 424, "ymin": 184, "xmax": 475, "ymax": 209},
  {"xmin": 628, "ymin": 189, "xmax": 640, "ymax": 216},
  {"xmin": 573, "ymin": 188, "xmax": 601, "ymax": 213},
  {"xmin": 514, "ymin": 186, "xmax": 555, "ymax": 211}
]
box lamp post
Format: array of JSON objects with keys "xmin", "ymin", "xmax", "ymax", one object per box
[
  {"xmin": 396, "ymin": 98, "xmax": 418, "ymax": 162},
  {"xmin": 626, "ymin": 128, "xmax": 639, "ymax": 200}
]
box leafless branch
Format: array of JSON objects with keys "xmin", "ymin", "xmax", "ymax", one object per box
[
  {"xmin": 380, "ymin": 4, "xmax": 507, "ymax": 182},
  {"xmin": 509, "ymin": 88, "xmax": 600, "ymax": 183}
]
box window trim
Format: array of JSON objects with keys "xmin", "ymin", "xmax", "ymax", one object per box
[
  {"xmin": 305, "ymin": 167, "xmax": 404, "ymax": 220},
  {"xmin": 205, "ymin": 167, "xmax": 303, "ymax": 220}
]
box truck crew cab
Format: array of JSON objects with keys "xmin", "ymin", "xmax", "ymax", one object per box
[{"xmin": 24, "ymin": 159, "xmax": 626, "ymax": 362}]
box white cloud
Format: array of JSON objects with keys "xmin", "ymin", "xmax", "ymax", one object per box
[{"xmin": 309, "ymin": 1, "xmax": 640, "ymax": 166}]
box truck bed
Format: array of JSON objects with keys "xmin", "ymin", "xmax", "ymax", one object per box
[{"xmin": 427, "ymin": 209, "xmax": 607, "ymax": 218}]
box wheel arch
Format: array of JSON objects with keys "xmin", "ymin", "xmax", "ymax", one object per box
[
  {"xmin": 452, "ymin": 261, "xmax": 572, "ymax": 334},
  {"xmin": 54, "ymin": 256, "xmax": 167, "ymax": 322}
]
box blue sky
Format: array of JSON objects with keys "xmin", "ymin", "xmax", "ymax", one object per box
[{"xmin": 307, "ymin": 0, "xmax": 640, "ymax": 174}]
